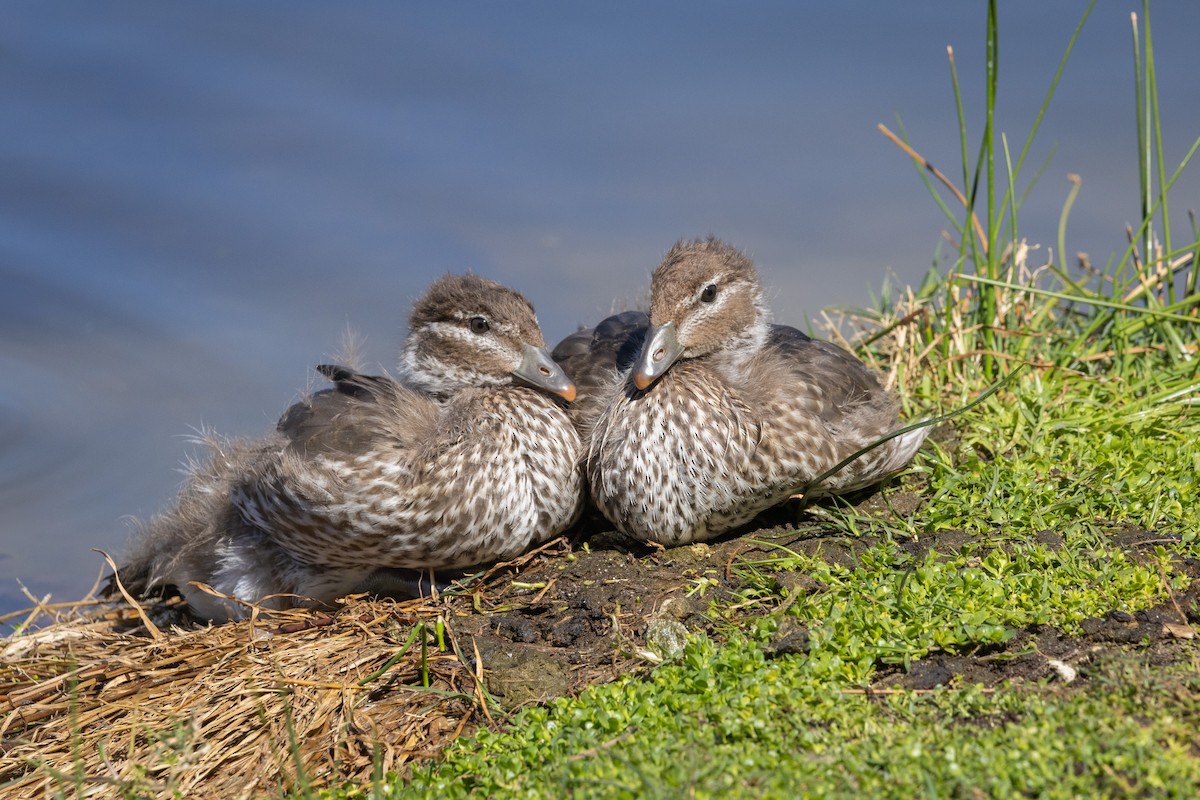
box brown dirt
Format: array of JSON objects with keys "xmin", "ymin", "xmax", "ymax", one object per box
[{"xmin": 449, "ymin": 505, "xmax": 1200, "ymax": 705}]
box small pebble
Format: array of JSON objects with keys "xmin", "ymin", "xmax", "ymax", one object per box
[{"xmin": 1047, "ymin": 658, "xmax": 1077, "ymax": 683}]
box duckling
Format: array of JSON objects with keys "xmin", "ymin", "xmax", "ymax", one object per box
[
  {"xmin": 114, "ymin": 274, "xmax": 583, "ymax": 622},
  {"xmin": 564, "ymin": 237, "xmax": 925, "ymax": 547}
]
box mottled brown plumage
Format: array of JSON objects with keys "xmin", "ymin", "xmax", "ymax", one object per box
[
  {"xmin": 566, "ymin": 237, "xmax": 926, "ymax": 546},
  {"xmin": 114, "ymin": 274, "xmax": 584, "ymax": 622}
]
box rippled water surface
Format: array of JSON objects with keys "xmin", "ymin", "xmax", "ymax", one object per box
[{"xmin": 3, "ymin": 2, "xmax": 1198, "ymax": 617}]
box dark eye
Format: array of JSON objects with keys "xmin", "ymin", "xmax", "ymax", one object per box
[
  {"xmin": 469, "ymin": 316, "xmax": 490, "ymax": 334},
  {"xmin": 700, "ymin": 284, "xmax": 718, "ymax": 303}
]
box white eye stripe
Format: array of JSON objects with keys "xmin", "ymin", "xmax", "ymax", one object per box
[
  {"xmin": 425, "ymin": 321, "xmax": 512, "ymax": 355},
  {"xmin": 446, "ymin": 313, "xmax": 523, "ymax": 337}
]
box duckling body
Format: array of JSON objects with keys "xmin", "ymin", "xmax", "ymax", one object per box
[
  {"xmin": 117, "ymin": 275, "xmax": 583, "ymax": 621},
  {"xmin": 566, "ymin": 238, "xmax": 925, "ymax": 546},
  {"xmin": 238, "ymin": 367, "xmax": 582, "ymax": 570}
]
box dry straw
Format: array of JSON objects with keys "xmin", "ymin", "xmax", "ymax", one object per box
[{"xmin": 1, "ymin": 581, "xmax": 499, "ymax": 798}]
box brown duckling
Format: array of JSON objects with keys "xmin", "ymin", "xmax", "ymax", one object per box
[
  {"xmin": 562, "ymin": 237, "xmax": 925, "ymax": 546},
  {"xmin": 114, "ymin": 274, "xmax": 583, "ymax": 621}
]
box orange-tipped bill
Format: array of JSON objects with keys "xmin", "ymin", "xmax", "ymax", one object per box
[
  {"xmin": 515, "ymin": 343, "xmax": 577, "ymax": 402},
  {"xmin": 631, "ymin": 321, "xmax": 683, "ymax": 390}
]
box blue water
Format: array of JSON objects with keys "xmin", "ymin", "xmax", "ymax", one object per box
[{"xmin": 2, "ymin": 1, "xmax": 1198, "ymax": 618}]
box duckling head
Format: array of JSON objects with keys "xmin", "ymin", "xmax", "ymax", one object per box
[
  {"xmin": 400, "ymin": 273, "xmax": 576, "ymax": 402},
  {"xmin": 632, "ymin": 237, "xmax": 770, "ymax": 390}
]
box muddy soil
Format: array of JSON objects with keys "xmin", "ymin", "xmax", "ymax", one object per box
[{"xmin": 438, "ymin": 497, "xmax": 1200, "ymax": 708}]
